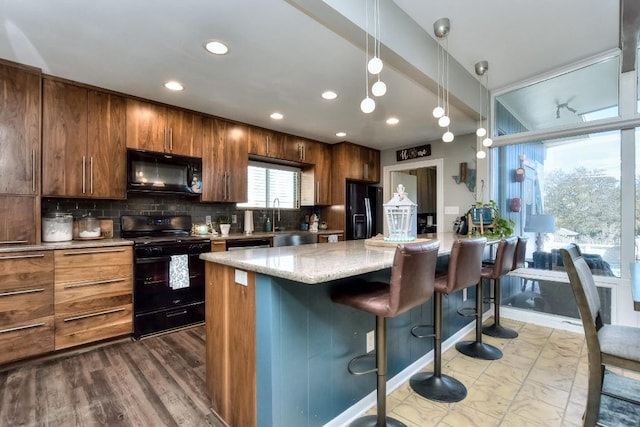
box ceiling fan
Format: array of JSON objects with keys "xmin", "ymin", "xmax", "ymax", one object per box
[{"xmin": 556, "ymin": 97, "xmax": 577, "ymax": 118}]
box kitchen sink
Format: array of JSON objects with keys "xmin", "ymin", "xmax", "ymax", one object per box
[{"xmin": 272, "ymin": 233, "xmax": 317, "ymax": 247}]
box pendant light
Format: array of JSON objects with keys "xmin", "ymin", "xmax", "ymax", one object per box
[
  {"xmin": 433, "ymin": 18, "xmax": 453, "ymax": 142},
  {"xmin": 360, "ymin": 0, "xmax": 375, "ymax": 113},
  {"xmin": 474, "ymin": 60, "xmax": 492, "ymax": 157}
]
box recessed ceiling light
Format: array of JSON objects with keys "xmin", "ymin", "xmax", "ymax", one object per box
[
  {"xmin": 321, "ymin": 91, "xmax": 338, "ymax": 100},
  {"xmin": 164, "ymin": 81, "xmax": 184, "ymax": 91},
  {"xmin": 204, "ymin": 40, "xmax": 229, "ymax": 55},
  {"xmin": 336, "ymin": 132, "xmax": 347, "ymax": 137},
  {"xmin": 386, "ymin": 117, "xmax": 399, "ymax": 125},
  {"xmin": 270, "ymin": 112, "xmax": 283, "ymax": 120}
]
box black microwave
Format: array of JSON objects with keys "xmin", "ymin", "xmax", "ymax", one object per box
[{"xmin": 127, "ymin": 149, "xmax": 203, "ymax": 197}]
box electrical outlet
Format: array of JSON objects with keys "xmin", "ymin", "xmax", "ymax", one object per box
[
  {"xmin": 205, "ymin": 215, "xmax": 212, "ymax": 225},
  {"xmin": 366, "ymin": 330, "xmax": 375, "ymax": 353},
  {"xmin": 463, "ymin": 288, "xmax": 468, "ymax": 302},
  {"xmin": 231, "ymin": 214, "xmax": 237, "ymax": 224}
]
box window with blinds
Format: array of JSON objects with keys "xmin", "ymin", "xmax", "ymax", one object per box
[{"xmin": 237, "ymin": 161, "xmax": 301, "ymax": 209}]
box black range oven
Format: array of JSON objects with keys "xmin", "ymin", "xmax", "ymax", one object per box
[{"xmin": 121, "ymin": 215, "xmax": 210, "ymax": 339}]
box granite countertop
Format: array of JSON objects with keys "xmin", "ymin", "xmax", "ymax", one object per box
[
  {"xmin": 201, "ymin": 232, "xmax": 477, "ymax": 284},
  {"xmin": 0, "ymin": 238, "xmax": 133, "ymax": 253},
  {"xmin": 208, "ymin": 229, "xmax": 344, "ymax": 241}
]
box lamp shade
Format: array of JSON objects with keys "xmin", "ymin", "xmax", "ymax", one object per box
[{"xmin": 524, "ymin": 215, "xmax": 556, "ymax": 233}]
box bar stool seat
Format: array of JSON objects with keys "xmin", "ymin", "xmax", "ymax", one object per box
[
  {"xmin": 410, "ymin": 237, "xmax": 486, "ymax": 403},
  {"xmin": 331, "ymin": 240, "xmax": 440, "ymax": 427},
  {"xmin": 481, "ymin": 236, "xmax": 519, "ymax": 338}
]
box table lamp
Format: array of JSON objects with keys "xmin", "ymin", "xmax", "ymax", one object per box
[{"xmin": 524, "ymin": 214, "xmax": 556, "ymax": 252}]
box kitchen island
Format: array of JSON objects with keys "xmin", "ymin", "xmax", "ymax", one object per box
[{"xmin": 200, "ymin": 233, "xmax": 485, "ymax": 427}]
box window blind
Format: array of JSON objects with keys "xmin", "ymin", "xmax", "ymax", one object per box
[{"xmin": 238, "ymin": 161, "xmax": 300, "ymax": 209}]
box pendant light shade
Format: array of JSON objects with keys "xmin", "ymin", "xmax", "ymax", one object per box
[
  {"xmin": 442, "ymin": 130, "xmax": 454, "ymax": 142},
  {"xmin": 476, "ymin": 150, "xmax": 487, "ymax": 159},
  {"xmin": 368, "ymin": 56, "xmax": 383, "ymax": 74},
  {"xmin": 361, "ymin": 96, "xmax": 375, "ymax": 113},
  {"xmin": 372, "ymin": 79, "xmax": 387, "ymax": 96},
  {"xmin": 432, "ymin": 106, "xmax": 445, "ymax": 118},
  {"xmin": 438, "ymin": 115, "xmax": 450, "ymax": 127}
]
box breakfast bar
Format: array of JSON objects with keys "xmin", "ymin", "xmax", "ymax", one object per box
[{"xmin": 200, "ymin": 233, "xmax": 484, "ymax": 427}]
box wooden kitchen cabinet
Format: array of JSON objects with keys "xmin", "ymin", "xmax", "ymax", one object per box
[
  {"xmin": 42, "ymin": 79, "xmax": 126, "ymax": 199},
  {"xmin": 300, "ymin": 142, "xmax": 331, "ymax": 206},
  {"xmin": 330, "ymin": 142, "xmax": 380, "ymax": 204},
  {"xmin": 0, "ymin": 61, "xmax": 41, "ymax": 196},
  {"xmin": 53, "ymin": 246, "xmax": 133, "ymax": 350},
  {"xmin": 0, "ymin": 250, "xmax": 54, "ymax": 364},
  {"xmin": 248, "ymin": 126, "xmax": 287, "ymax": 160},
  {"xmin": 0, "ymin": 195, "xmax": 39, "ymax": 246},
  {"xmin": 126, "ymin": 98, "xmax": 203, "ymax": 157},
  {"xmin": 202, "ymin": 118, "xmax": 248, "ymax": 202}
]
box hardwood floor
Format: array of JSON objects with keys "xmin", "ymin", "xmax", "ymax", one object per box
[{"xmin": 0, "ymin": 326, "xmax": 226, "ymax": 427}]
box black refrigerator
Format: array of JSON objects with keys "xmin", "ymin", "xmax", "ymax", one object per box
[{"xmin": 345, "ymin": 180, "xmax": 383, "ymax": 240}]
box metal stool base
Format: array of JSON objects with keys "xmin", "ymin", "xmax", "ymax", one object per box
[
  {"xmin": 455, "ymin": 340, "xmax": 503, "ymax": 360},
  {"xmin": 482, "ymin": 323, "xmax": 518, "ymax": 339},
  {"xmin": 349, "ymin": 415, "xmax": 407, "ymax": 427},
  {"xmin": 409, "ymin": 372, "xmax": 467, "ymax": 403}
]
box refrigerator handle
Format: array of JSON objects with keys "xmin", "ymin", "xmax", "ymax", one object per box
[{"xmin": 364, "ymin": 197, "xmax": 372, "ymax": 238}]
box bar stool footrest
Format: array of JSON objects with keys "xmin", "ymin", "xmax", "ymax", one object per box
[
  {"xmin": 456, "ymin": 340, "xmax": 503, "ymax": 360},
  {"xmin": 347, "ymin": 353, "xmax": 377, "ymax": 376},
  {"xmin": 410, "ymin": 371, "xmax": 467, "ymax": 403},
  {"xmin": 457, "ymin": 306, "xmax": 477, "ymax": 317},
  {"xmin": 410, "ymin": 324, "xmax": 435, "ymax": 339},
  {"xmin": 482, "ymin": 323, "xmax": 519, "ymax": 339}
]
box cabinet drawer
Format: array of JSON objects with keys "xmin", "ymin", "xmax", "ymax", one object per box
[
  {"xmin": 55, "ymin": 303, "xmax": 132, "ymax": 350},
  {"xmin": 55, "ymin": 276, "xmax": 132, "ymax": 318},
  {"xmin": 0, "ymin": 316, "xmax": 54, "ymax": 364},
  {"xmin": 54, "ymin": 247, "xmax": 132, "ymax": 284},
  {"xmin": 0, "ymin": 251, "xmax": 54, "ymax": 326}
]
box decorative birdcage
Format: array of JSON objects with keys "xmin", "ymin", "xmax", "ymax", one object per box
[{"xmin": 383, "ymin": 184, "xmax": 417, "ymax": 242}]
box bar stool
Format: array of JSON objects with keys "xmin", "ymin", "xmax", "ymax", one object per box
[
  {"xmin": 409, "ymin": 237, "xmax": 486, "ymax": 403},
  {"xmin": 481, "ymin": 236, "xmax": 519, "ymax": 338},
  {"xmin": 331, "ymin": 240, "xmax": 440, "ymax": 427}
]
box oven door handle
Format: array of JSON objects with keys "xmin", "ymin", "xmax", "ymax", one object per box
[{"xmin": 136, "ymin": 256, "xmax": 172, "ymax": 264}]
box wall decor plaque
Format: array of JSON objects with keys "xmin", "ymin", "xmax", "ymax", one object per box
[{"xmin": 396, "ymin": 144, "xmax": 431, "ymax": 162}]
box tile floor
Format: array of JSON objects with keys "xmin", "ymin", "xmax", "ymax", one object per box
[{"xmin": 363, "ymin": 317, "xmax": 639, "ymax": 427}]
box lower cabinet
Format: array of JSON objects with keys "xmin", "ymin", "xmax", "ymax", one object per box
[
  {"xmin": 0, "ymin": 250, "xmax": 54, "ymax": 364},
  {"xmin": 54, "ymin": 246, "xmax": 133, "ymax": 350},
  {"xmin": 317, "ymin": 233, "xmax": 344, "ymax": 243}
]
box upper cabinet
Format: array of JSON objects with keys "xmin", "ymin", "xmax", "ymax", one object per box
[
  {"xmin": 125, "ymin": 99, "xmax": 203, "ymax": 157},
  {"xmin": 0, "ymin": 61, "xmax": 41, "ymax": 196},
  {"xmin": 42, "ymin": 79, "xmax": 126, "ymax": 199},
  {"xmin": 330, "ymin": 142, "xmax": 380, "ymax": 204},
  {"xmin": 300, "ymin": 142, "xmax": 331, "ymax": 206},
  {"xmin": 248, "ymin": 127, "xmax": 287, "ymax": 160},
  {"xmin": 202, "ymin": 118, "xmax": 248, "ymax": 203}
]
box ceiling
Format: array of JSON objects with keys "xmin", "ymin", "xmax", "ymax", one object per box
[{"xmin": 0, "ymin": 0, "xmax": 625, "ymax": 151}]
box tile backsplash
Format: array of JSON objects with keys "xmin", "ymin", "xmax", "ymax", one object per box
[{"xmin": 42, "ymin": 196, "xmax": 316, "ymax": 237}]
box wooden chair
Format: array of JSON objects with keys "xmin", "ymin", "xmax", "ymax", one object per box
[{"xmin": 560, "ymin": 244, "xmax": 640, "ymax": 426}]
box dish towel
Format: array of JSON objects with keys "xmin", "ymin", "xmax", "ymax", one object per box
[{"xmin": 169, "ymin": 254, "xmax": 190, "ymax": 290}]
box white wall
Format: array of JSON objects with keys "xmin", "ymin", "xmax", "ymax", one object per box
[{"xmin": 380, "ymin": 132, "xmax": 479, "ymax": 232}]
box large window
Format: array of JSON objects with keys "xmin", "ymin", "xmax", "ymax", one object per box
[{"xmin": 237, "ymin": 161, "xmax": 300, "ymax": 209}]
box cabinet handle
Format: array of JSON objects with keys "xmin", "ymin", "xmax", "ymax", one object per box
[
  {"xmin": 63, "ymin": 277, "xmax": 127, "ymax": 289},
  {"xmin": 266, "ymin": 135, "xmax": 270, "ymax": 155},
  {"xmin": 316, "ymin": 181, "xmax": 320, "ymax": 204},
  {"xmin": 90, "ymin": 156, "xmax": 94, "ymax": 194},
  {"xmin": 169, "ymin": 128, "xmax": 173, "ymax": 152},
  {"xmin": 0, "ymin": 253, "xmax": 45, "ymax": 260},
  {"xmin": 82, "ymin": 156, "xmax": 86, "ymax": 194},
  {"xmin": 363, "ymin": 163, "xmax": 369, "ymax": 180},
  {"xmin": 0, "ymin": 322, "xmax": 46, "ymax": 335},
  {"xmin": 63, "ymin": 307, "xmax": 126, "ymax": 323},
  {"xmin": 0, "ymin": 288, "xmax": 45, "ymax": 298},
  {"xmin": 226, "ymin": 172, "xmax": 230, "ymax": 200},
  {"xmin": 31, "ymin": 150, "xmax": 36, "ymax": 193},
  {"xmin": 163, "ymin": 128, "xmax": 167, "ymax": 152},
  {"xmin": 61, "ymin": 248, "xmax": 127, "ymax": 256},
  {"xmin": 0, "ymin": 240, "xmax": 29, "ymax": 245}
]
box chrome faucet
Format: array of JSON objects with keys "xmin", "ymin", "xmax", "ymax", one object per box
[{"xmin": 272, "ymin": 197, "xmax": 280, "ymax": 231}]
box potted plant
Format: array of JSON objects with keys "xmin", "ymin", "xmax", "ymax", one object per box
[
  {"xmin": 467, "ymin": 200, "xmax": 515, "ymax": 238},
  {"xmin": 218, "ymin": 216, "xmax": 231, "ymax": 236}
]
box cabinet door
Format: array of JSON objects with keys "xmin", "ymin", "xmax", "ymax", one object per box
[
  {"xmin": 0, "ymin": 63, "xmax": 40, "ymax": 195},
  {"xmin": 202, "ymin": 117, "xmax": 227, "ymax": 202},
  {"xmin": 87, "ymin": 90, "xmax": 127, "ymax": 199},
  {"xmin": 125, "ymin": 98, "xmax": 167, "ymax": 152},
  {"xmin": 314, "ymin": 143, "xmax": 332, "ymax": 205},
  {"xmin": 166, "ymin": 108, "xmax": 203, "ymax": 157},
  {"xmin": 0, "ymin": 196, "xmax": 38, "ymax": 245},
  {"xmin": 42, "ymin": 79, "xmax": 88, "ymax": 197},
  {"xmin": 225, "ymin": 123, "xmax": 248, "ymax": 202}
]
